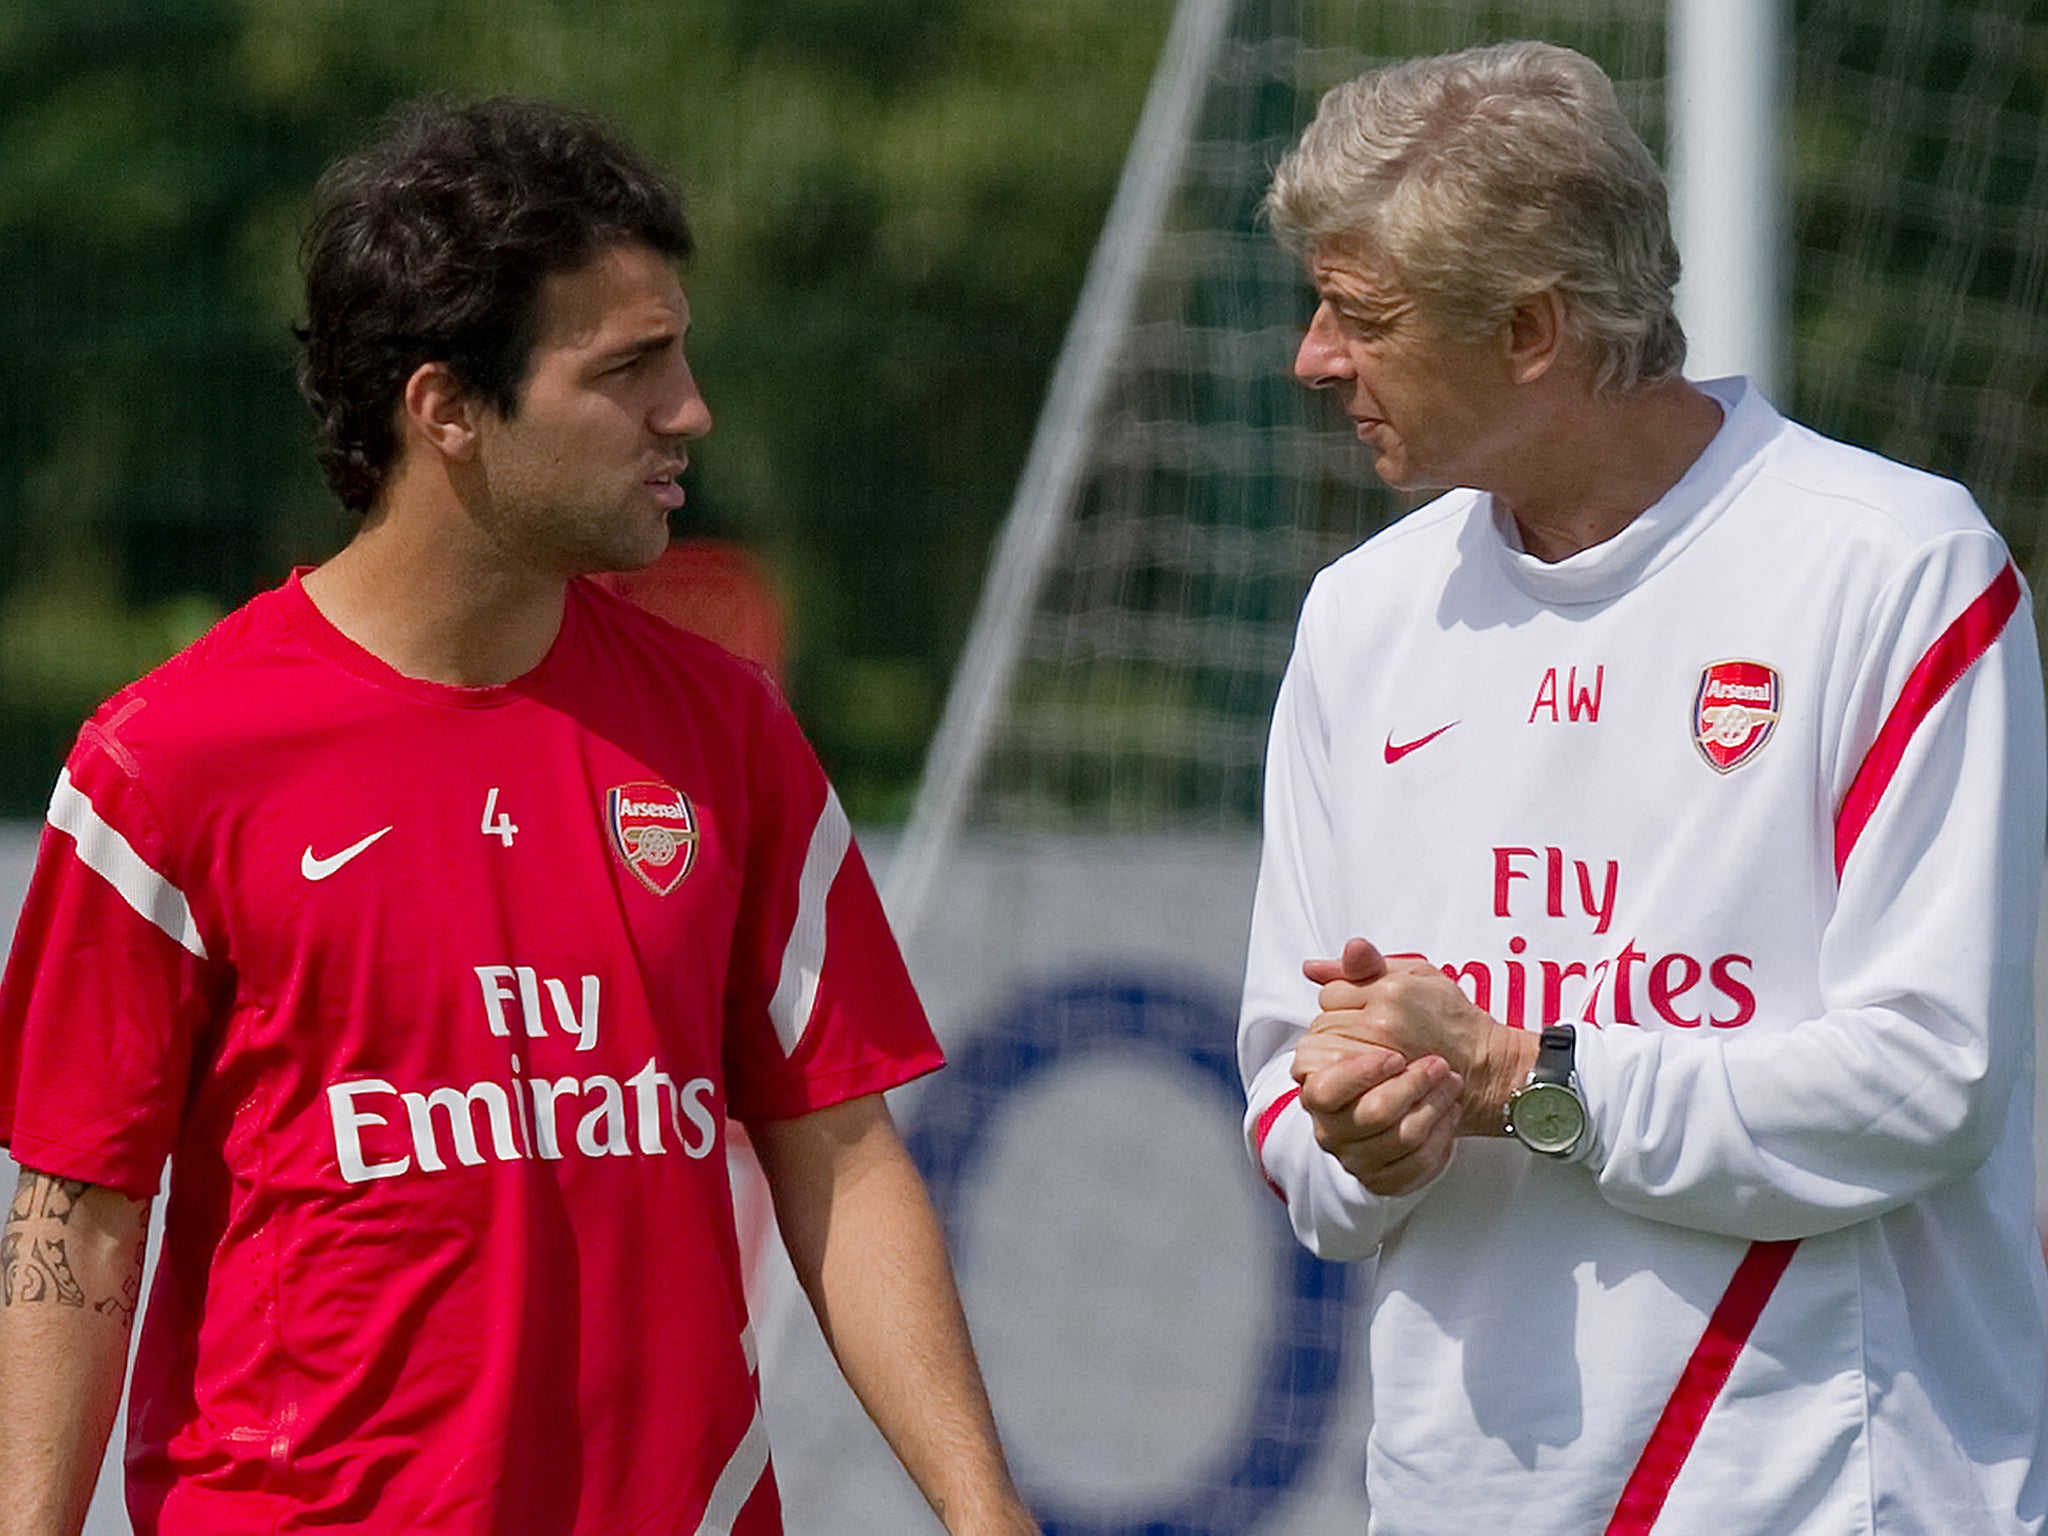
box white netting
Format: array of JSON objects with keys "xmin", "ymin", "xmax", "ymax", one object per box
[
  {"xmin": 1788, "ymin": 0, "xmax": 2048, "ymax": 609},
  {"xmin": 773, "ymin": 5, "xmax": 2046, "ymax": 1533},
  {"xmin": 904, "ymin": 0, "xmax": 2047, "ymax": 865},
  {"xmin": 903, "ymin": 0, "xmax": 1668, "ymax": 868}
]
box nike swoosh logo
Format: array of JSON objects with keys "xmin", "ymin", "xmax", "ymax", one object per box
[
  {"xmin": 1383, "ymin": 722, "xmax": 1460, "ymax": 764},
  {"xmin": 301, "ymin": 826, "xmax": 393, "ymax": 881}
]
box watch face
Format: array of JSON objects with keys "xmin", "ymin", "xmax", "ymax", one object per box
[{"xmin": 1509, "ymin": 1081, "xmax": 1585, "ymax": 1156}]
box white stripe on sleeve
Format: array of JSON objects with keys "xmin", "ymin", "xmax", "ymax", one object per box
[
  {"xmin": 47, "ymin": 768, "xmax": 208, "ymax": 960},
  {"xmin": 694, "ymin": 1404, "xmax": 771, "ymax": 1536},
  {"xmin": 766, "ymin": 785, "xmax": 851, "ymax": 1055}
]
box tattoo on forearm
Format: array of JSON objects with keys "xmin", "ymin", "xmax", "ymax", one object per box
[
  {"xmin": 1, "ymin": 1169, "xmax": 143, "ymax": 1325},
  {"xmin": 96, "ymin": 1236, "xmax": 145, "ymax": 1327}
]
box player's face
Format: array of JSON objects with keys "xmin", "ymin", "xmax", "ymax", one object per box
[
  {"xmin": 1294, "ymin": 240, "xmax": 1516, "ymax": 494},
  {"xmin": 471, "ymin": 241, "xmax": 713, "ymax": 577}
]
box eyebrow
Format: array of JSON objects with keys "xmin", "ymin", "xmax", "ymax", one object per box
[
  {"xmin": 592, "ymin": 326, "xmax": 688, "ymax": 369},
  {"xmin": 1319, "ymin": 286, "xmax": 1407, "ymax": 321}
]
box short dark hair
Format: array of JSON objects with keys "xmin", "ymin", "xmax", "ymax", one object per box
[{"xmin": 296, "ymin": 96, "xmax": 693, "ymax": 513}]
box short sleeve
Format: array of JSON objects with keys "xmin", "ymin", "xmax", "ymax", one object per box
[
  {"xmin": 0, "ymin": 730, "xmax": 223, "ymax": 1196},
  {"xmin": 719, "ymin": 702, "xmax": 942, "ymax": 1123}
]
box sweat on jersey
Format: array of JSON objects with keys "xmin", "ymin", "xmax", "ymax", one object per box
[
  {"xmin": 1240, "ymin": 379, "xmax": 2048, "ymax": 1534},
  {"xmin": 0, "ymin": 574, "xmax": 944, "ymax": 1535}
]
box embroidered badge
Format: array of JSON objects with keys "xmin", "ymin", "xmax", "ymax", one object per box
[
  {"xmin": 606, "ymin": 781, "xmax": 700, "ymax": 895},
  {"xmin": 1694, "ymin": 660, "xmax": 1781, "ymax": 773}
]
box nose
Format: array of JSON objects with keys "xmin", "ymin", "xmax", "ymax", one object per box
[
  {"xmin": 655, "ymin": 356, "xmax": 713, "ymax": 443},
  {"xmin": 1294, "ymin": 303, "xmax": 1353, "ymax": 390}
]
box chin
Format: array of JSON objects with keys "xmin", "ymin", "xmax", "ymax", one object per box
[
  {"xmin": 596, "ymin": 518, "xmax": 673, "ymax": 574},
  {"xmin": 614, "ymin": 538, "xmax": 671, "ymax": 572}
]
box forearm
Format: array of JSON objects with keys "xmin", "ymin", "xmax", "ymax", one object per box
[
  {"xmin": 754, "ymin": 1098, "xmax": 1034, "ymax": 1536},
  {"xmin": 1583, "ymin": 615, "xmax": 2044, "ymax": 1239},
  {"xmin": 1243, "ymin": 1052, "xmax": 1400, "ymax": 1258},
  {"xmin": 0, "ymin": 1166, "xmax": 150, "ymax": 1536},
  {"xmin": 1580, "ymin": 991, "xmax": 2026, "ymax": 1240}
]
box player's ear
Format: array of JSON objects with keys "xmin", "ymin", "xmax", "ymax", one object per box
[
  {"xmin": 1505, "ymin": 287, "xmax": 1568, "ymax": 386},
  {"xmin": 400, "ymin": 361, "xmax": 482, "ymax": 464}
]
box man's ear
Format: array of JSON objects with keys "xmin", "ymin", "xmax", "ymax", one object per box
[
  {"xmin": 1505, "ymin": 288, "xmax": 1569, "ymax": 386},
  {"xmin": 400, "ymin": 361, "xmax": 482, "ymax": 463}
]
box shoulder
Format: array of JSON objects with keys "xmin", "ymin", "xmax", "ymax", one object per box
[
  {"xmin": 54, "ymin": 584, "xmax": 305, "ymax": 868},
  {"xmin": 1745, "ymin": 420, "xmax": 2017, "ymax": 646},
  {"xmin": 75, "ymin": 585, "xmax": 301, "ymax": 773},
  {"xmin": 1753, "ymin": 414, "xmax": 1996, "ymax": 556},
  {"xmin": 577, "ymin": 577, "xmax": 782, "ymax": 692},
  {"xmin": 1298, "ymin": 490, "xmax": 1483, "ymax": 630},
  {"xmin": 567, "ymin": 577, "xmax": 796, "ymax": 734}
]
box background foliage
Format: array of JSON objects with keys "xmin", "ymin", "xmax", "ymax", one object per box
[
  {"xmin": 0, "ymin": 0, "xmax": 2041, "ymax": 823},
  {"xmin": 0, "ymin": 0, "xmax": 1171, "ymax": 818}
]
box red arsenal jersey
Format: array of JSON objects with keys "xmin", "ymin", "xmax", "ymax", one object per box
[{"xmin": 0, "ymin": 573, "xmax": 943, "ymax": 1534}]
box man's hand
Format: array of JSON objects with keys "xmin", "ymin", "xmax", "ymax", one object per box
[
  {"xmin": 1288, "ymin": 938, "xmax": 1463, "ymax": 1195},
  {"xmin": 1293, "ymin": 937, "xmax": 1542, "ymax": 1175}
]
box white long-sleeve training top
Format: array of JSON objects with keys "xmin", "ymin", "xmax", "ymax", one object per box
[{"xmin": 1240, "ymin": 378, "xmax": 2048, "ymax": 1534}]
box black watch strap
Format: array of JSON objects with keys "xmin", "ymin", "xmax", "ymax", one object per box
[{"xmin": 1532, "ymin": 1023, "xmax": 1576, "ymax": 1084}]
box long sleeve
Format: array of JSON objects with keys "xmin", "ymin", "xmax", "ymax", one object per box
[
  {"xmin": 1576, "ymin": 530, "xmax": 2045, "ymax": 1239},
  {"xmin": 1238, "ymin": 591, "xmax": 1408, "ymax": 1260}
]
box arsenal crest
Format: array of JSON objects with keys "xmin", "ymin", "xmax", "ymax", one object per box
[
  {"xmin": 606, "ymin": 781, "xmax": 699, "ymax": 895},
  {"xmin": 1693, "ymin": 660, "xmax": 1781, "ymax": 773}
]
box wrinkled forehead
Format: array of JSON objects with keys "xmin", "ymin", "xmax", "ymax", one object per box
[{"xmin": 1304, "ymin": 234, "xmax": 1413, "ymax": 304}]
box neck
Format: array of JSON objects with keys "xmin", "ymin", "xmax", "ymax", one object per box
[
  {"xmin": 302, "ymin": 481, "xmax": 568, "ymax": 687},
  {"xmin": 1494, "ymin": 378, "xmax": 1725, "ymax": 562}
]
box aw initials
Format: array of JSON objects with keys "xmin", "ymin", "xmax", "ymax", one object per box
[{"xmin": 1529, "ymin": 665, "xmax": 1604, "ymax": 724}]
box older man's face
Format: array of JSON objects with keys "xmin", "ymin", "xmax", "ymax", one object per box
[{"xmin": 1294, "ymin": 240, "xmax": 1517, "ymax": 494}]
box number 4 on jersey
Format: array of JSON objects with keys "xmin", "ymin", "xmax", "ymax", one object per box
[{"xmin": 481, "ymin": 786, "xmax": 519, "ymax": 847}]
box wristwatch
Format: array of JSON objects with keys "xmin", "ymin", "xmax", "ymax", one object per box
[{"xmin": 1504, "ymin": 1023, "xmax": 1587, "ymax": 1157}]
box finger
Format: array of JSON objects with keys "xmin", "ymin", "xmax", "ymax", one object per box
[
  {"xmin": 1341, "ymin": 936, "xmax": 1388, "ymax": 983},
  {"xmin": 1303, "ymin": 936, "xmax": 1393, "ymax": 987},
  {"xmin": 1299, "ymin": 1051, "xmax": 1449, "ymax": 1122},
  {"xmin": 1324, "ymin": 1065, "xmax": 1463, "ymax": 1182},
  {"xmin": 1353, "ymin": 1107, "xmax": 1459, "ymax": 1196},
  {"xmin": 1342, "ymin": 1057, "xmax": 1459, "ymax": 1140},
  {"xmin": 1314, "ymin": 978, "xmax": 1380, "ymax": 1013},
  {"xmin": 1292, "ymin": 1037, "xmax": 1405, "ymax": 1095}
]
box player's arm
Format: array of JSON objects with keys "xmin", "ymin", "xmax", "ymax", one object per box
[
  {"xmin": 1571, "ymin": 540, "xmax": 2046, "ymax": 1239},
  {"xmin": 752, "ymin": 1094, "xmax": 1037, "ymax": 1536},
  {"xmin": 1240, "ymin": 587, "xmax": 1437, "ymax": 1254},
  {"xmin": 0, "ymin": 1163, "xmax": 152, "ymax": 1536}
]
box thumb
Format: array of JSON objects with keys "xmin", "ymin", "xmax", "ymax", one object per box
[
  {"xmin": 1340, "ymin": 936, "xmax": 1388, "ymax": 983},
  {"xmin": 1302, "ymin": 936, "xmax": 1390, "ymax": 987}
]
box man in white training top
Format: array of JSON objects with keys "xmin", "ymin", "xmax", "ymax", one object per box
[{"xmin": 1240, "ymin": 40, "xmax": 2048, "ymax": 1534}]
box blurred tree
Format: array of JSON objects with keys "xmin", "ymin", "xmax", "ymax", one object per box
[
  {"xmin": 6, "ymin": 0, "xmax": 2033, "ymax": 825},
  {"xmin": 0, "ymin": 0, "xmax": 1172, "ymax": 819}
]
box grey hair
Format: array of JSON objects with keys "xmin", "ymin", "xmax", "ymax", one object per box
[{"xmin": 1265, "ymin": 40, "xmax": 1685, "ymax": 394}]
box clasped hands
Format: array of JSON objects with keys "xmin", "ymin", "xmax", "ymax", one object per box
[{"xmin": 1291, "ymin": 937, "xmax": 1536, "ymax": 1196}]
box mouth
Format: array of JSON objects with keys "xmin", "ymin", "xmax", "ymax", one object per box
[{"xmin": 645, "ymin": 463, "xmax": 687, "ymax": 510}]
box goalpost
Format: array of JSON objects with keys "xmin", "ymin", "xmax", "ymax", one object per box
[{"xmin": 762, "ymin": 2, "xmax": 2048, "ymax": 1530}]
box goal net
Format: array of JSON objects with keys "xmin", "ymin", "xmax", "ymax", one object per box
[{"xmin": 763, "ymin": 1, "xmax": 2048, "ymax": 1532}]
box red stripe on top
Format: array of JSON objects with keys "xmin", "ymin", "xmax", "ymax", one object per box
[
  {"xmin": 1835, "ymin": 561, "xmax": 2020, "ymax": 878},
  {"xmin": 1604, "ymin": 1238, "xmax": 1799, "ymax": 1535},
  {"xmin": 1253, "ymin": 1087, "xmax": 1301, "ymax": 1202}
]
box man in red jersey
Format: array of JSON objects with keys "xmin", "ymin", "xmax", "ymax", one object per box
[{"xmin": 0, "ymin": 98, "xmax": 1037, "ymax": 1536}]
